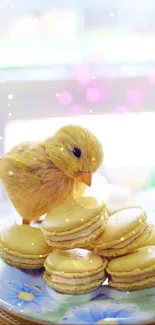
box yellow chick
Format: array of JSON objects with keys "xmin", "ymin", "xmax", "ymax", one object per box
[{"xmin": 0, "ymin": 125, "xmax": 103, "ymax": 224}]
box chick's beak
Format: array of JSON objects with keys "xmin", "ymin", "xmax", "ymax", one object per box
[{"xmin": 77, "ymin": 172, "xmax": 92, "ymax": 186}]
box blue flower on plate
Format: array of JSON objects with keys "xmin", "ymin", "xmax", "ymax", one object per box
[
  {"xmin": 61, "ymin": 302, "xmax": 148, "ymax": 324},
  {"xmin": 2, "ymin": 281, "xmax": 56, "ymax": 314}
]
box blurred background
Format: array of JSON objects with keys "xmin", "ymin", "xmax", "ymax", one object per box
[{"xmin": 1, "ymin": 0, "xmax": 155, "ymax": 213}]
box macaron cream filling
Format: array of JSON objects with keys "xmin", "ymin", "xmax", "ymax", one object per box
[
  {"xmin": 0, "ymin": 250, "xmax": 45, "ymax": 266},
  {"xmin": 43, "ymin": 272, "xmax": 105, "ymax": 293},
  {"xmin": 45, "ymin": 270, "xmax": 105, "ymax": 285}
]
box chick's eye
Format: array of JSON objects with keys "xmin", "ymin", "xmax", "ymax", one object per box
[{"xmin": 72, "ymin": 147, "xmax": 81, "ymax": 159}]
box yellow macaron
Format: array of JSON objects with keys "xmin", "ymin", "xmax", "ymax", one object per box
[
  {"xmin": 41, "ymin": 196, "xmax": 108, "ymax": 249},
  {"xmin": 107, "ymin": 246, "xmax": 155, "ymax": 290},
  {"xmin": 43, "ymin": 248, "xmax": 108, "ymax": 294},
  {"xmin": 93, "ymin": 208, "xmax": 153, "ymax": 258},
  {"xmin": 0, "ymin": 225, "xmax": 52, "ymax": 269}
]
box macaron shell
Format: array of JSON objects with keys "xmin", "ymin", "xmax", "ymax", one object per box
[
  {"xmin": 42, "ymin": 213, "xmax": 107, "ymax": 238},
  {"xmin": 0, "ymin": 225, "xmax": 52, "ymax": 256},
  {"xmin": 96, "ymin": 224, "xmax": 153, "ymax": 257},
  {"xmin": 44, "ymin": 249, "xmax": 106, "ymax": 273},
  {"xmin": 94, "ymin": 221, "xmax": 147, "ymax": 250},
  {"xmin": 42, "ymin": 196, "xmax": 104, "ymax": 232},
  {"xmin": 107, "ymin": 246, "xmax": 155, "ymax": 274},
  {"xmin": 94, "ymin": 208, "xmax": 146, "ymax": 247}
]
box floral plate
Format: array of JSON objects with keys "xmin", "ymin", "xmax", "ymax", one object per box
[
  {"xmin": 0, "ymin": 205, "xmax": 155, "ymax": 324},
  {"xmin": 1, "ymin": 262, "xmax": 155, "ymax": 325}
]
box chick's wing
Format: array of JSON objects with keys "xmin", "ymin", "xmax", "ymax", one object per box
[{"xmin": 0, "ymin": 142, "xmax": 44, "ymax": 217}]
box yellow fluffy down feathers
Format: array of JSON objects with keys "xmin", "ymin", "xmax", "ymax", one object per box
[{"xmin": 0, "ymin": 125, "xmax": 103, "ymax": 223}]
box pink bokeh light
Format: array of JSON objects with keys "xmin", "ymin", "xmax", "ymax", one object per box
[
  {"xmin": 148, "ymin": 72, "xmax": 155, "ymax": 84},
  {"xmin": 75, "ymin": 63, "xmax": 91, "ymax": 85},
  {"xmin": 100, "ymin": 87, "xmax": 109, "ymax": 103},
  {"xmin": 127, "ymin": 88, "xmax": 143, "ymax": 108},
  {"xmin": 86, "ymin": 87, "xmax": 101, "ymax": 102},
  {"xmin": 114, "ymin": 106, "xmax": 128, "ymax": 114},
  {"xmin": 85, "ymin": 86, "xmax": 108, "ymax": 103},
  {"xmin": 58, "ymin": 91, "xmax": 72, "ymax": 105},
  {"xmin": 68, "ymin": 106, "xmax": 81, "ymax": 116}
]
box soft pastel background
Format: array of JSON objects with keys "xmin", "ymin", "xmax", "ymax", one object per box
[
  {"xmin": 1, "ymin": 0, "xmax": 155, "ymax": 212},
  {"xmin": 1, "ymin": 3, "xmax": 155, "ymax": 324}
]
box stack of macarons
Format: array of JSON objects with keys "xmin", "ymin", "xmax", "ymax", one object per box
[
  {"xmin": 41, "ymin": 197, "xmax": 155, "ymax": 293},
  {"xmin": 0, "ymin": 192, "xmax": 155, "ymax": 294}
]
